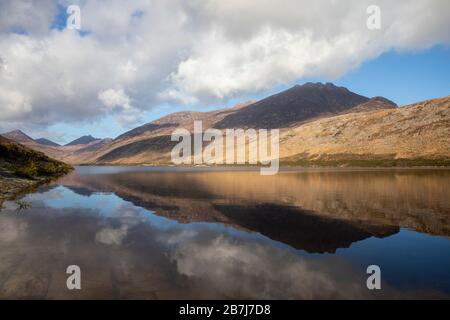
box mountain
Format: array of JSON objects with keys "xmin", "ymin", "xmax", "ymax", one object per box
[
  {"xmin": 1, "ymin": 130, "xmax": 35, "ymax": 145},
  {"xmin": 35, "ymin": 138, "xmax": 61, "ymax": 147},
  {"xmin": 2, "ymin": 131, "xmax": 60, "ymax": 147},
  {"xmin": 215, "ymin": 82, "xmax": 373, "ymax": 129},
  {"xmin": 65, "ymin": 135, "xmax": 100, "ymax": 146},
  {"xmin": 78, "ymin": 83, "xmax": 402, "ymax": 165},
  {"xmin": 3, "ymin": 83, "xmax": 447, "ymax": 166},
  {"xmin": 0, "ymin": 130, "xmax": 111, "ymax": 164},
  {"xmin": 89, "ymin": 92, "xmax": 447, "ymax": 166}
]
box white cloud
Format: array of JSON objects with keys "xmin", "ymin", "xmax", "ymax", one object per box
[
  {"xmin": 0, "ymin": 0, "xmax": 449, "ymax": 131},
  {"xmin": 98, "ymin": 88, "xmax": 143, "ymax": 127},
  {"xmin": 168, "ymin": 0, "xmax": 450, "ymax": 101},
  {"xmin": 0, "ymin": 87, "xmax": 32, "ymax": 120},
  {"xmin": 98, "ymin": 88, "xmax": 132, "ymax": 110},
  {"xmin": 0, "ymin": 0, "xmax": 56, "ymax": 36}
]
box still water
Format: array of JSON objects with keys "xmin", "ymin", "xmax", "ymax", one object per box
[{"xmin": 0, "ymin": 166, "xmax": 449, "ymax": 299}]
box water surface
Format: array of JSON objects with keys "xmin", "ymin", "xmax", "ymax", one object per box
[{"xmin": 1, "ymin": 166, "xmax": 449, "ymax": 299}]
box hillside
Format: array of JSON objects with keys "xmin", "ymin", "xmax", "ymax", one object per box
[
  {"xmin": 35, "ymin": 138, "xmax": 60, "ymax": 147},
  {"xmin": 65, "ymin": 135, "xmax": 100, "ymax": 146},
  {"xmin": 214, "ymin": 82, "xmax": 372, "ymax": 129},
  {"xmin": 2, "ymin": 83, "xmax": 448, "ymax": 167},
  {"xmin": 0, "ymin": 136, "xmax": 72, "ymax": 205},
  {"xmin": 79, "ymin": 83, "xmax": 398, "ymax": 164},
  {"xmin": 1, "ymin": 130, "xmax": 35, "ymax": 145},
  {"xmin": 280, "ymin": 96, "xmax": 450, "ymax": 165},
  {"xmin": 0, "ymin": 130, "xmax": 112, "ymax": 165},
  {"xmin": 90, "ymin": 94, "xmax": 447, "ymax": 166}
]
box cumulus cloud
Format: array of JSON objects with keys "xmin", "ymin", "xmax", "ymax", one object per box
[
  {"xmin": 0, "ymin": 0, "xmax": 56, "ymax": 36},
  {"xmin": 0, "ymin": 0, "xmax": 449, "ymax": 131},
  {"xmin": 98, "ymin": 88, "xmax": 142, "ymax": 126},
  {"xmin": 168, "ymin": 0, "xmax": 450, "ymax": 101},
  {"xmin": 97, "ymin": 88, "xmax": 130, "ymax": 110}
]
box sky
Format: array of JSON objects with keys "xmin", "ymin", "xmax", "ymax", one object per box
[{"xmin": 0, "ymin": 0, "xmax": 449, "ymax": 144}]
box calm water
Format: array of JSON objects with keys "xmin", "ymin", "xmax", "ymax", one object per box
[{"xmin": 1, "ymin": 166, "xmax": 450, "ymax": 299}]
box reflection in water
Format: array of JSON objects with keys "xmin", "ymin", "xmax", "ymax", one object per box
[{"xmin": 0, "ymin": 167, "xmax": 449, "ymax": 299}]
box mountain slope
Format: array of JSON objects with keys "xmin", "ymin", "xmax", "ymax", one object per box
[
  {"xmin": 1, "ymin": 130, "xmax": 35, "ymax": 145},
  {"xmin": 0, "ymin": 136, "xmax": 72, "ymax": 178},
  {"xmin": 280, "ymin": 96, "xmax": 450, "ymax": 164},
  {"xmin": 82, "ymin": 83, "xmax": 390, "ymax": 164},
  {"xmin": 0, "ymin": 136, "xmax": 72, "ymax": 204},
  {"xmin": 65, "ymin": 135, "xmax": 100, "ymax": 146},
  {"xmin": 345, "ymin": 97, "xmax": 397, "ymax": 113},
  {"xmin": 1, "ymin": 131, "xmax": 111, "ymax": 164},
  {"xmin": 89, "ymin": 95, "xmax": 448, "ymax": 166},
  {"xmin": 35, "ymin": 138, "xmax": 61, "ymax": 147},
  {"xmin": 215, "ymin": 82, "xmax": 372, "ymax": 129},
  {"xmin": 3, "ymin": 83, "xmax": 447, "ymax": 166}
]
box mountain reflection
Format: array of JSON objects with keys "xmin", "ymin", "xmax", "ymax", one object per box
[
  {"xmin": 58, "ymin": 169, "xmax": 450, "ymax": 250},
  {"xmin": 0, "ymin": 194, "xmax": 443, "ymax": 299},
  {"xmin": 1, "ymin": 167, "xmax": 449, "ymax": 299}
]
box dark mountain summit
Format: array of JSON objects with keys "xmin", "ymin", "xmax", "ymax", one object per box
[
  {"xmin": 1, "ymin": 130, "xmax": 35, "ymax": 144},
  {"xmin": 35, "ymin": 138, "xmax": 61, "ymax": 147},
  {"xmin": 215, "ymin": 82, "xmax": 370, "ymax": 129},
  {"xmin": 65, "ymin": 135, "xmax": 100, "ymax": 146}
]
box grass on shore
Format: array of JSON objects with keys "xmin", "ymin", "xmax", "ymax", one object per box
[{"xmin": 281, "ymin": 158, "xmax": 450, "ymax": 168}]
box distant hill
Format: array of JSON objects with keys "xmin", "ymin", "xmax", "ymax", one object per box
[
  {"xmin": 65, "ymin": 135, "xmax": 100, "ymax": 146},
  {"xmin": 35, "ymin": 138, "xmax": 61, "ymax": 147},
  {"xmin": 0, "ymin": 130, "xmax": 110, "ymax": 164},
  {"xmin": 1, "ymin": 130, "xmax": 35, "ymax": 145},
  {"xmin": 2, "ymin": 131, "xmax": 61, "ymax": 147}
]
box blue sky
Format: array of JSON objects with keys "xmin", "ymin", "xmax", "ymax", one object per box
[
  {"xmin": 48, "ymin": 45, "xmax": 450, "ymax": 144},
  {"xmin": 1, "ymin": 1, "xmax": 449, "ymax": 144}
]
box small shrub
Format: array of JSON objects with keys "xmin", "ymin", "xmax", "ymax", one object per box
[{"xmin": 15, "ymin": 161, "xmax": 39, "ymax": 179}]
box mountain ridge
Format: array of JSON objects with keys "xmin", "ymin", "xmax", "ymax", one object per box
[
  {"xmin": 1, "ymin": 130, "xmax": 35, "ymax": 145},
  {"xmin": 35, "ymin": 138, "xmax": 61, "ymax": 147},
  {"xmin": 65, "ymin": 135, "xmax": 100, "ymax": 146},
  {"xmin": 2, "ymin": 83, "xmax": 448, "ymax": 166}
]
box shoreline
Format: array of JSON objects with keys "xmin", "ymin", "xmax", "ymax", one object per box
[
  {"xmin": 0, "ymin": 173, "xmax": 70, "ymax": 209},
  {"xmin": 2, "ymin": 164, "xmax": 449, "ymax": 208},
  {"xmin": 0, "ymin": 176, "xmax": 40, "ymax": 208},
  {"xmin": 73, "ymin": 164, "xmax": 450, "ymax": 175},
  {"xmin": 75, "ymin": 163, "xmax": 450, "ymax": 170}
]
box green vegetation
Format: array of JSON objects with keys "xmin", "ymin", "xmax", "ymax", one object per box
[
  {"xmin": 0, "ymin": 136, "xmax": 73, "ymax": 179},
  {"xmin": 0, "ymin": 137, "xmax": 72, "ymax": 210},
  {"xmin": 281, "ymin": 158, "xmax": 450, "ymax": 168}
]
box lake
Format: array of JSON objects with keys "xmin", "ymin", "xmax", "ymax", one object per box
[{"xmin": 0, "ymin": 166, "xmax": 449, "ymax": 299}]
